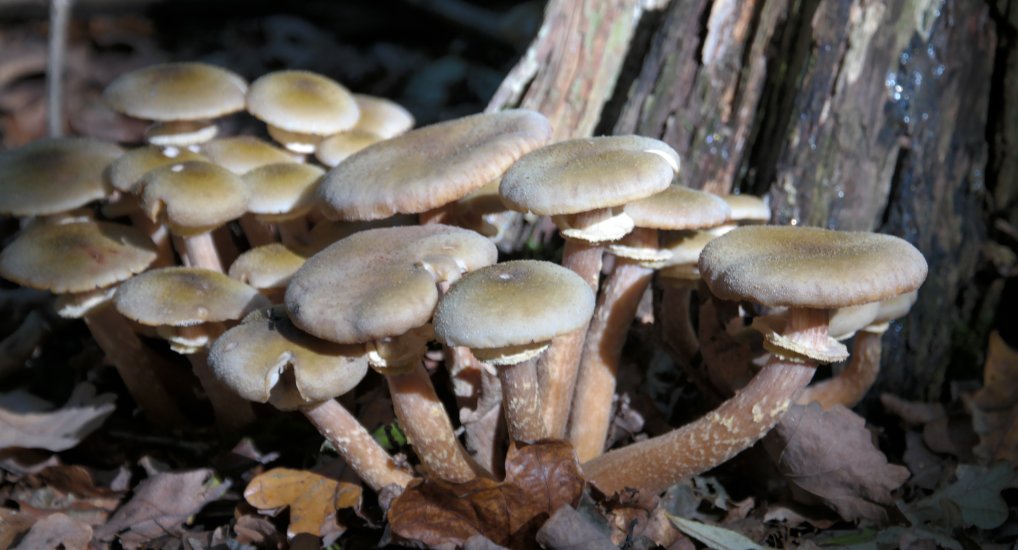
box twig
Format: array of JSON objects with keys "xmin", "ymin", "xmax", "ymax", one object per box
[{"xmin": 46, "ymin": 0, "xmax": 72, "ymax": 137}]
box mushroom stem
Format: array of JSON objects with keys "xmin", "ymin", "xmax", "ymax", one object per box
[
  {"xmin": 386, "ymin": 362, "xmax": 483, "ymax": 483},
  {"xmin": 419, "ymin": 203, "xmax": 455, "ymax": 225},
  {"xmin": 46, "ymin": 0, "xmax": 72, "ymax": 137},
  {"xmin": 498, "ymin": 356, "xmax": 545, "ymax": 444},
  {"xmin": 82, "ymin": 302, "xmax": 186, "ymax": 429},
  {"xmin": 660, "ymin": 280, "xmax": 700, "ymax": 366},
  {"xmin": 569, "ymin": 259, "xmax": 653, "ymax": 461},
  {"xmin": 187, "ymin": 348, "xmax": 256, "ymax": 433},
  {"xmin": 239, "ymin": 214, "xmax": 276, "ymax": 248},
  {"xmin": 796, "ymin": 329, "xmax": 882, "ymax": 409},
  {"xmin": 540, "ymin": 238, "xmax": 602, "ymax": 438},
  {"xmin": 182, "ymin": 233, "xmax": 224, "ymax": 272},
  {"xmin": 278, "ymin": 217, "xmax": 308, "ymax": 248},
  {"xmin": 302, "ymin": 398, "xmax": 414, "ymax": 491},
  {"xmin": 582, "ymin": 308, "xmax": 824, "ymax": 495}
]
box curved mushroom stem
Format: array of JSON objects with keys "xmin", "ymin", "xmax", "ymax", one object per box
[
  {"xmin": 187, "ymin": 348, "xmax": 257, "ymax": 433},
  {"xmin": 302, "ymin": 398, "xmax": 414, "ymax": 491},
  {"xmin": 582, "ymin": 308, "xmax": 824, "ymax": 495},
  {"xmin": 540, "ymin": 238, "xmax": 602, "ymax": 438},
  {"xmin": 569, "ymin": 259, "xmax": 653, "ymax": 462},
  {"xmin": 386, "ymin": 362, "xmax": 485, "ymax": 483},
  {"xmin": 796, "ymin": 329, "xmax": 882, "ymax": 409},
  {"xmin": 660, "ymin": 280, "xmax": 700, "ymax": 366},
  {"xmin": 498, "ymin": 357, "xmax": 545, "ymax": 444}
]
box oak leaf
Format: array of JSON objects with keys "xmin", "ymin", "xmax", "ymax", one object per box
[
  {"xmin": 388, "ymin": 440, "xmax": 584, "ymax": 549},
  {"xmin": 0, "ymin": 383, "xmax": 115, "ymax": 452},
  {"xmin": 244, "ymin": 467, "xmax": 362, "ymax": 538},
  {"xmin": 969, "ymin": 331, "xmax": 1018, "ymax": 464}
]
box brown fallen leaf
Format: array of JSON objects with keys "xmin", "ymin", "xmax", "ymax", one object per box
[
  {"xmin": 12, "ymin": 512, "xmax": 92, "ymax": 550},
  {"xmin": 0, "ymin": 508, "xmax": 35, "ymax": 549},
  {"xmin": 244, "ymin": 467, "xmax": 362, "ymax": 539},
  {"xmin": 95, "ymin": 468, "xmax": 230, "ymax": 548},
  {"xmin": 881, "ymin": 393, "xmax": 975, "ymax": 459},
  {"xmin": 763, "ymin": 404, "xmax": 909, "ymax": 522},
  {"xmin": 0, "ymin": 383, "xmax": 115, "ymax": 452},
  {"xmin": 968, "ymin": 331, "xmax": 1018, "ymax": 464},
  {"xmin": 10, "ymin": 465, "xmax": 124, "ymax": 527},
  {"xmin": 388, "ymin": 440, "xmax": 584, "ymax": 549}
]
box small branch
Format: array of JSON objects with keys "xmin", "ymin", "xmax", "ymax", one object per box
[{"xmin": 46, "ymin": 0, "xmax": 72, "ymax": 137}]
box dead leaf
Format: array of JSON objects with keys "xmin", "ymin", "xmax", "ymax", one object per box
[
  {"xmin": 0, "ymin": 508, "xmax": 35, "ymax": 549},
  {"xmin": 882, "ymin": 393, "xmax": 975, "ymax": 459},
  {"xmin": 0, "ymin": 383, "xmax": 115, "ymax": 452},
  {"xmin": 9, "ymin": 465, "xmax": 124, "ymax": 527},
  {"xmin": 535, "ymin": 506, "xmax": 617, "ymax": 550},
  {"xmin": 234, "ymin": 512, "xmax": 284, "ymax": 548},
  {"xmin": 667, "ymin": 514, "xmax": 774, "ymax": 550},
  {"xmin": 12, "ymin": 512, "xmax": 92, "ymax": 550},
  {"xmin": 969, "ymin": 332, "xmax": 1018, "ymax": 464},
  {"xmin": 244, "ymin": 467, "xmax": 362, "ymax": 538},
  {"xmin": 764, "ymin": 404, "xmax": 909, "ymax": 522},
  {"xmin": 907, "ymin": 463, "xmax": 1014, "ymax": 530},
  {"xmin": 388, "ymin": 440, "xmax": 584, "ymax": 549},
  {"xmin": 95, "ymin": 468, "xmax": 230, "ymax": 548}
]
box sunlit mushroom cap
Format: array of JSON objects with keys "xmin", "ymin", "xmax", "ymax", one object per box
[
  {"xmin": 352, "ymin": 94, "xmax": 414, "ymax": 138},
  {"xmin": 103, "ymin": 62, "xmax": 247, "ymax": 121},
  {"xmin": 116, "ymin": 266, "xmax": 270, "ymax": 326},
  {"xmin": 286, "ymin": 224, "xmax": 497, "ymax": 343},
  {"xmin": 144, "ymin": 119, "xmax": 218, "ymax": 147},
  {"xmin": 0, "ymin": 138, "xmax": 123, "ymax": 217},
  {"xmin": 228, "ymin": 243, "xmax": 307, "ymax": 290},
  {"xmin": 209, "ymin": 306, "xmax": 369, "ymax": 410},
  {"xmin": 314, "ymin": 129, "xmax": 384, "ymax": 167},
  {"xmin": 699, "ymin": 226, "xmax": 928, "ymax": 308},
  {"xmin": 657, "ymin": 227, "xmax": 728, "ymax": 269},
  {"xmin": 108, "ymin": 145, "xmax": 209, "ymax": 193},
  {"xmin": 242, "ymin": 162, "xmax": 324, "ymax": 220},
  {"xmin": 623, "ymin": 186, "xmax": 731, "ymax": 230},
  {"xmin": 434, "ymin": 260, "xmax": 595, "ymax": 351},
  {"xmin": 201, "ymin": 136, "xmax": 297, "ymax": 174},
  {"xmin": 0, "ymin": 221, "xmax": 156, "ymax": 293},
  {"xmin": 722, "ymin": 194, "xmax": 770, "ymax": 223},
  {"xmin": 246, "ymin": 70, "xmax": 359, "ymax": 135},
  {"xmin": 319, "ymin": 109, "xmax": 552, "ymax": 220},
  {"xmin": 499, "ymin": 135, "xmax": 679, "ymax": 216},
  {"xmin": 140, "ymin": 161, "xmax": 250, "ymax": 234}
]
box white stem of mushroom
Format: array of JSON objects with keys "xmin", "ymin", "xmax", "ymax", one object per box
[
  {"xmin": 498, "ymin": 356, "xmax": 545, "ymax": 444},
  {"xmin": 182, "ymin": 233, "xmax": 225, "ymax": 272}
]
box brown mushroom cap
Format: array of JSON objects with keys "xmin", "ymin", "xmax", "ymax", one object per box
[
  {"xmin": 286, "ymin": 224, "xmax": 497, "ymax": 343},
  {"xmin": 209, "ymin": 306, "xmax": 369, "ymax": 410},
  {"xmin": 352, "ymin": 94, "xmax": 414, "ymax": 139},
  {"xmin": 242, "ymin": 162, "xmax": 324, "ymax": 220},
  {"xmin": 140, "ymin": 161, "xmax": 250, "ymax": 235},
  {"xmin": 314, "ymin": 129, "xmax": 384, "ymax": 168},
  {"xmin": 0, "ymin": 138, "xmax": 123, "ymax": 217},
  {"xmin": 228, "ymin": 243, "xmax": 307, "ymax": 289},
  {"xmin": 103, "ymin": 62, "xmax": 247, "ymax": 122},
  {"xmin": 499, "ymin": 135, "xmax": 679, "ymax": 216},
  {"xmin": 201, "ymin": 136, "xmax": 297, "ymax": 174},
  {"xmin": 721, "ymin": 194, "xmax": 770, "ymax": 223},
  {"xmin": 434, "ymin": 260, "xmax": 595, "ymax": 351},
  {"xmin": 318, "ymin": 109, "xmax": 552, "ymax": 220},
  {"xmin": 699, "ymin": 226, "xmax": 928, "ymax": 308},
  {"xmin": 108, "ymin": 145, "xmax": 209, "ymax": 193},
  {"xmin": 0, "ymin": 221, "xmax": 156, "ymax": 293},
  {"xmin": 623, "ymin": 186, "xmax": 731, "ymax": 230},
  {"xmin": 246, "ymin": 70, "xmax": 359, "ymax": 135},
  {"xmin": 116, "ymin": 266, "xmax": 270, "ymax": 327}
]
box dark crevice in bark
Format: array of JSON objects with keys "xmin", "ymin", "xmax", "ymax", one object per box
[
  {"xmin": 880, "ymin": 146, "xmax": 910, "ymax": 228},
  {"xmin": 595, "ymin": 4, "xmax": 667, "ymax": 135}
]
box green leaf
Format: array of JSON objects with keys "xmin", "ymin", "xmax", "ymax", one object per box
[
  {"xmin": 913, "ymin": 463, "xmax": 1013, "ymax": 529},
  {"xmin": 667, "ymin": 514, "xmax": 774, "ymax": 550}
]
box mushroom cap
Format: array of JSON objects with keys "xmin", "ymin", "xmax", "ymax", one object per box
[
  {"xmin": 201, "ymin": 136, "xmax": 297, "ymax": 174},
  {"xmin": 722, "ymin": 194, "xmax": 770, "ymax": 223},
  {"xmin": 246, "ymin": 70, "xmax": 359, "ymax": 135},
  {"xmin": 874, "ymin": 289, "xmax": 918, "ymax": 323},
  {"xmin": 352, "ymin": 94, "xmax": 414, "ymax": 138},
  {"xmin": 242, "ymin": 162, "xmax": 324, "ymax": 219},
  {"xmin": 499, "ymin": 135, "xmax": 679, "ymax": 216},
  {"xmin": 434, "ymin": 260, "xmax": 595, "ymax": 350},
  {"xmin": 0, "ymin": 221, "xmax": 156, "ymax": 294},
  {"xmin": 623, "ymin": 185, "xmax": 731, "ymax": 230},
  {"xmin": 657, "ymin": 228, "xmax": 727, "ymax": 268},
  {"xmin": 144, "ymin": 119, "xmax": 219, "ymax": 147},
  {"xmin": 228, "ymin": 243, "xmax": 307, "ymax": 289},
  {"xmin": 140, "ymin": 161, "xmax": 250, "ymax": 234},
  {"xmin": 0, "ymin": 138, "xmax": 123, "ymax": 217},
  {"xmin": 314, "ymin": 129, "xmax": 383, "ymax": 168},
  {"xmin": 286, "ymin": 224, "xmax": 497, "ymax": 343},
  {"xmin": 103, "ymin": 62, "xmax": 247, "ymax": 122},
  {"xmin": 699, "ymin": 226, "xmax": 928, "ymax": 308},
  {"xmin": 302, "ymin": 215, "xmax": 417, "ymax": 255},
  {"xmin": 108, "ymin": 145, "xmax": 209, "ymax": 193},
  {"xmin": 209, "ymin": 306, "xmax": 369, "ymax": 410},
  {"xmin": 116, "ymin": 266, "xmax": 270, "ymax": 326},
  {"xmin": 318, "ymin": 109, "xmax": 552, "ymax": 220}
]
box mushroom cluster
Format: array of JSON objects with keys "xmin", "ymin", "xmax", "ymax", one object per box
[{"xmin": 0, "ymin": 60, "xmax": 929, "ymax": 539}]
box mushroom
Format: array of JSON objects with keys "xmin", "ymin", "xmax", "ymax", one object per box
[
  {"xmin": 201, "ymin": 136, "xmax": 300, "ymax": 175},
  {"xmin": 499, "ymin": 135, "xmax": 679, "ymax": 437},
  {"xmin": 209, "ymin": 306, "xmax": 413, "ymax": 491},
  {"xmin": 286, "ymin": 225, "xmax": 497, "ymax": 482},
  {"xmin": 314, "ymin": 94, "xmax": 415, "ymax": 167},
  {"xmin": 434, "ymin": 261, "xmax": 596, "ymax": 443},
  {"xmin": 0, "ymin": 221, "xmax": 185, "ymax": 427},
  {"xmin": 240, "ymin": 162, "xmax": 324, "ymax": 247},
  {"xmin": 569, "ymin": 185, "xmax": 731, "ymax": 461},
  {"xmin": 581, "ymin": 226, "xmax": 928, "ymax": 495},
  {"xmin": 228, "ymin": 243, "xmax": 307, "ymax": 304}
]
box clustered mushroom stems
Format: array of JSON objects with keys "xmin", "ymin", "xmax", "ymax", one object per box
[
  {"xmin": 659, "ymin": 278, "xmax": 702, "ymax": 367},
  {"xmin": 181, "ymin": 324, "xmax": 257, "ymax": 432},
  {"xmin": 302, "ymin": 398, "xmax": 414, "ymax": 491},
  {"xmin": 497, "ymin": 355, "xmax": 546, "ymax": 444},
  {"xmin": 181, "ymin": 232, "xmax": 226, "ymax": 272},
  {"xmin": 239, "ymin": 214, "xmax": 276, "ymax": 248},
  {"xmin": 276, "ymin": 217, "xmax": 309, "ymax": 248},
  {"xmin": 540, "ymin": 235, "xmax": 604, "ymax": 438},
  {"xmin": 570, "ymin": 228, "xmax": 658, "ymax": 462},
  {"xmin": 797, "ymin": 329, "xmax": 883, "ymax": 409},
  {"xmin": 582, "ymin": 307, "xmax": 827, "ymax": 495}
]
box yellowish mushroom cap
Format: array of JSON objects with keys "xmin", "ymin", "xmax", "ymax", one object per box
[
  {"xmin": 246, "ymin": 70, "xmax": 359, "ymax": 135},
  {"xmin": 623, "ymin": 186, "xmax": 731, "ymax": 230},
  {"xmin": 108, "ymin": 145, "xmax": 209, "ymax": 193},
  {"xmin": 352, "ymin": 94, "xmax": 414, "ymax": 139},
  {"xmin": 314, "ymin": 129, "xmax": 384, "ymax": 168},
  {"xmin": 0, "ymin": 138, "xmax": 123, "ymax": 217},
  {"xmin": 209, "ymin": 306, "xmax": 369, "ymax": 410},
  {"xmin": 201, "ymin": 136, "xmax": 298, "ymax": 175},
  {"xmin": 241, "ymin": 162, "xmax": 324, "ymax": 221},
  {"xmin": 721, "ymin": 194, "xmax": 770, "ymax": 223},
  {"xmin": 115, "ymin": 266, "xmax": 270, "ymax": 326},
  {"xmin": 228, "ymin": 243, "xmax": 307, "ymax": 290},
  {"xmin": 140, "ymin": 161, "xmax": 250, "ymax": 235},
  {"xmin": 103, "ymin": 62, "xmax": 247, "ymax": 122}
]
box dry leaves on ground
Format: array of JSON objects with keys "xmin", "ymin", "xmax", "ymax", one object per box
[
  {"xmin": 388, "ymin": 440, "xmax": 584, "ymax": 549},
  {"xmin": 244, "ymin": 467, "xmax": 362, "ymax": 539},
  {"xmin": 764, "ymin": 404, "xmax": 909, "ymax": 522},
  {"xmin": 0, "ymin": 383, "xmax": 115, "ymax": 452},
  {"xmin": 968, "ymin": 331, "xmax": 1018, "ymax": 464},
  {"xmin": 7, "ymin": 465, "xmax": 124, "ymax": 527},
  {"xmin": 11, "ymin": 512, "xmax": 92, "ymax": 550}
]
